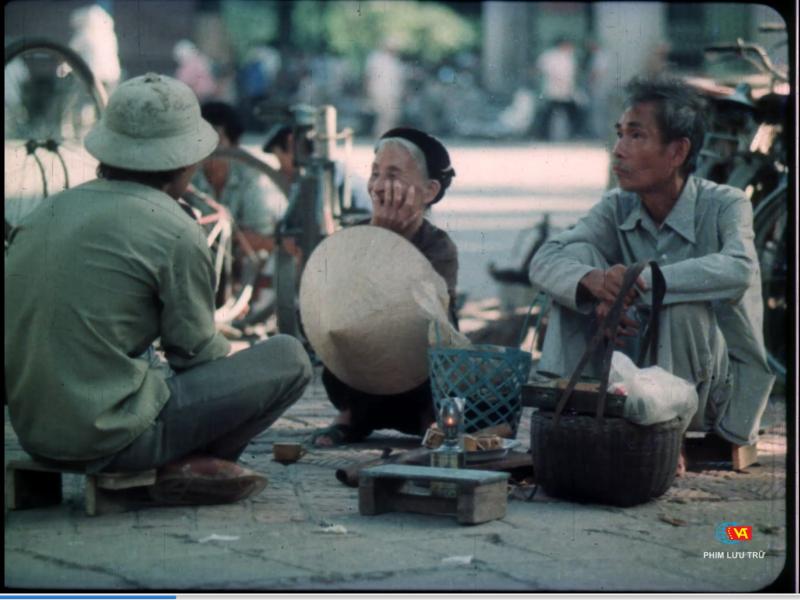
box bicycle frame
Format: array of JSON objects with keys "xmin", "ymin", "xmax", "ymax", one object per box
[
  {"xmin": 692, "ymin": 31, "xmax": 789, "ymax": 384},
  {"xmin": 183, "ymin": 183, "xmax": 259, "ymax": 325}
]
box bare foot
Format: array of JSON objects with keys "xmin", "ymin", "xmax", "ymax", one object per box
[{"xmin": 676, "ymin": 447, "xmax": 687, "ymax": 478}]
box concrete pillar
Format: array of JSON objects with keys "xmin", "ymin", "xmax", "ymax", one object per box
[
  {"xmin": 592, "ymin": 2, "xmax": 667, "ymax": 188},
  {"xmin": 593, "ymin": 2, "xmax": 668, "ymax": 91},
  {"xmin": 194, "ymin": 12, "xmax": 233, "ymax": 65},
  {"xmin": 482, "ymin": 2, "xmax": 531, "ymax": 94}
]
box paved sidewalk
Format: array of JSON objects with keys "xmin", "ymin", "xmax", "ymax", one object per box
[{"xmin": 4, "ymin": 367, "xmax": 789, "ymax": 592}]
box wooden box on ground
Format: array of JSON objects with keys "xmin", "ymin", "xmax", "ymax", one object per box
[
  {"xmin": 359, "ymin": 464, "xmax": 509, "ymax": 525},
  {"xmin": 684, "ymin": 432, "xmax": 758, "ymax": 471},
  {"xmin": 5, "ymin": 459, "xmax": 156, "ymax": 516}
]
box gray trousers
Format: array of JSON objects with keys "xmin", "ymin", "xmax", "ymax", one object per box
[
  {"xmin": 538, "ymin": 243, "xmax": 734, "ymax": 438},
  {"xmin": 98, "ymin": 335, "xmax": 312, "ymax": 472}
]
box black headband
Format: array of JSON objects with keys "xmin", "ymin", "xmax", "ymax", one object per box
[{"xmin": 379, "ymin": 127, "xmax": 455, "ymax": 204}]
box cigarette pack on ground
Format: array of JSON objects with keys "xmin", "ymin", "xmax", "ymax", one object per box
[
  {"xmin": 476, "ymin": 435, "xmax": 503, "ymax": 451},
  {"xmin": 462, "ymin": 434, "xmax": 503, "ymax": 452},
  {"xmin": 462, "ymin": 434, "xmax": 479, "ymax": 452},
  {"xmin": 422, "ymin": 426, "xmax": 445, "ymax": 449}
]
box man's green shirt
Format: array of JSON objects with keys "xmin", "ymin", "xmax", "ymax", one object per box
[{"xmin": 5, "ymin": 179, "xmax": 230, "ymax": 461}]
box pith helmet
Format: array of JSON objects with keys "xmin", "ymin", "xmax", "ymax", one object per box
[
  {"xmin": 85, "ymin": 72, "xmax": 218, "ymax": 171},
  {"xmin": 299, "ymin": 225, "xmax": 449, "ymax": 395}
]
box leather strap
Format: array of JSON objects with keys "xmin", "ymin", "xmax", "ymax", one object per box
[
  {"xmin": 553, "ymin": 261, "xmax": 660, "ymax": 427},
  {"xmin": 635, "ymin": 261, "xmax": 666, "ymax": 368}
]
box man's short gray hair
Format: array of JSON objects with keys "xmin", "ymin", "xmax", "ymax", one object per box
[
  {"xmin": 374, "ymin": 137, "xmax": 430, "ymax": 179},
  {"xmin": 623, "ymin": 75, "xmax": 707, "ymax": 175}
]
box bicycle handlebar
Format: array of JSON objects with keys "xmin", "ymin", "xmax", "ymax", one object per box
[
  {"xmin": 704, "ymin": 38, "xmax": 788, "ymax": 83},
  {"xmin": 758, "ymin": 23, "xmax": 786, "ymax": 33},
  {"xmin": 704, "ymin": 43, "xmax": 741, "ymax": 53}
]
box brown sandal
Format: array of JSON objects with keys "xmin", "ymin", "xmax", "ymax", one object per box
[{"xmin": 148, "ymin": 456, "xmax": 267, "ymax": 505}]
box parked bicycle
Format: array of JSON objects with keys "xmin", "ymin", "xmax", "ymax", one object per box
[
  {"xmin": 265, "ymin": 103, "xmax": 369, "ymax": 337},
  {"xmin": 205, "ymin": 103, "xmax": 368, "ymax": 339},
  {"xmin": 5, "ymin": 38, "xmax": 107, "ymax": 240},
  {"xmin": 4, "ymin": 38, "xmax": 256, "ymax": 335},
  {"xmin": 688, "ymin": 26, "xmax": 789, "ymax": 383}
]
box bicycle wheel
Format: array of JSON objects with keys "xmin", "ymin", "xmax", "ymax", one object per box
[
  {"xmin": 184, "ymin": 145, "xmax": 293, "ymax": 331},
  {"xmin": 5, "ymin": 38, "xmax": 106, "ymax": 233},
  {"xmin": 217, "ymin": 146, "xmax": 314, "ymax": 338},
  {"xmin": 753, "ymin": 181, "xmax": 787, "ymax": 383},
  {"xmin": 182, "ymin": 184, "xmax": 263, "ymax": 328}
]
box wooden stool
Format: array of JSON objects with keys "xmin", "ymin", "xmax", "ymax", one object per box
[
  {"xmin": 359, "ymin": 464, "xmax": 509, "ymax": 525},
  {"xmin": 684, "ymin": 432, "xmax": 759, "ymax": 471},
  {"xmin": 5, "ymin": 459, "xmax": 156, "ymax": 516}
]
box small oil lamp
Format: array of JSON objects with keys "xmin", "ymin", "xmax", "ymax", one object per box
[
  {"xmin": 440, "ymin": 396, "xmax": 462, "ymax": 448},
  {"xmin": 430, "ymin": 397, "xmax": 465, "ymax": 497}
]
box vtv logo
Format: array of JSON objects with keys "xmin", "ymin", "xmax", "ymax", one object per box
[
  {"xmin": 715, "ymin": 522, "xmax": 753, "ymax": 544},
  {"xmin": 726, "ymin": 525, "xmax": 753, "ymax": 541}
]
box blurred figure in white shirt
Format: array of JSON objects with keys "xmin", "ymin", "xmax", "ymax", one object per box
[
  {"xmin": 534, "ymin": 37, "xmax": 580, "ymax": 141},
  {"xmin": 68, "ymin": 4, "xmax": 121, "ymax": 93}
]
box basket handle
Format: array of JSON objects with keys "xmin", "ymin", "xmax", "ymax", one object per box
[
  {"xmin": 635, "ymin": 261, "xmax": 665, "ymax": 368},
  {"xmin": 552, "ymin": 262, "xmax": 649, "ymax": 427},
  {"xmin": 517, "ymin": 292, "xmax": 549, "ymax": 352},
  {"xmin": 595, "ymin": 262, "xmax": 665, "ymax": 421}
]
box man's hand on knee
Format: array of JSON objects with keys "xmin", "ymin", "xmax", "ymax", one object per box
[
  {"xmin": 595, "ymin": 300, "xmax": 640, "ymax": 346},
  {"xmin": 581, "ymin": 263, "xmax": 646, "ymax": 346},
  {"xmin": 579, "ymin": 264, "xmax": 646, "ymax": 306}
]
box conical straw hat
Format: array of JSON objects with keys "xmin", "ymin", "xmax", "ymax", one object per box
[{"xmin": 299, "ymin": 225, "xmax": 449, "ymax": 395}]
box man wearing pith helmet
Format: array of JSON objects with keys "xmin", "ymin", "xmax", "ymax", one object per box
[
  {"xmin": 5, "ymin": 73, "xmax": 312, "ymax": 505},
  {"xmin": 311, "ymin": 127, "xmax": 458, "ymax": 447}
]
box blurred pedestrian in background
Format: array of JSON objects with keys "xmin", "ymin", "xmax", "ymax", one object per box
[
  {"xmin": 584, "ymin": 39, "xmax": 613, "ymax": 139},
  {"xmin": 174, "ymin": 39, "xmax": 217, "ymax": 102},
  {"xmin": 67, "ymin": 3, "xmax": 121, "ymax": 93},
  {"xmin": 365, "ymin": 38, "xmax": 407, "ymax": 137},
  {"xmin": 237, "ymin": 45, "xmax": 281, "ymax": 131},
  {"xmin": 534, "ymin": 37, "xmax": 580, "ymax": 141}
]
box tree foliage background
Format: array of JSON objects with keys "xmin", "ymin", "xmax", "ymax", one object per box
[{"xmin": 221, "ymin": 0, "xmax": 479, "ymax": 68}]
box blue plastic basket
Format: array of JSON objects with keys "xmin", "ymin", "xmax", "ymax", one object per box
[{"xmin": 428, "ymin": 296, "xmax": 545, "ymax": 436}]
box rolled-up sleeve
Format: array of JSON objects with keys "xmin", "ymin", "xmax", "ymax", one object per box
[{"xmin": 158, "ymin": 222, "xmax": 230, "ymax": 370}]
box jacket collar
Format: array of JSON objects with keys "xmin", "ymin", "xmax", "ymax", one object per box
[
  {"xmin": 618, "ymin": 175, "xmax": 697, "ymax": 243},
  {"xmin": 662, "ymin": 175, "xmax": 697, "ymax": 243}
]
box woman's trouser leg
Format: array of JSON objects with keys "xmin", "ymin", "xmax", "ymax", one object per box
[{"xmin": 322, "ymin": 367, "xmax": 433, "ymax": 436}]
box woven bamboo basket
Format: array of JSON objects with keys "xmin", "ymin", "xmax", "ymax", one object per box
[
  {"xmin": 428, "ymin": 301, "xmax": 539, "ymax": 436},
  {"xmin": 530, "ymin": 262, "xmax": 683, "ymax": 506},
  {"xmin": 531, "ymin": 412, "xmax": 682, "ymax": 506}
]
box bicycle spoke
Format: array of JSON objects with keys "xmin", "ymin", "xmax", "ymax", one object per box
[{"xmin": 5, "ymin": 39, "xmax": 105, "ymax": 239}]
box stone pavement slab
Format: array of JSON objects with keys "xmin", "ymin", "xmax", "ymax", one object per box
[{"xmin": 3, "ymin": 368, "xmax": 790, "ymax": 592}]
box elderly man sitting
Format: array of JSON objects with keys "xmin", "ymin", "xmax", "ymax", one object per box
[{"xmin": 528, "ymin": 76, "xmax": 774, "ymax": 461}]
